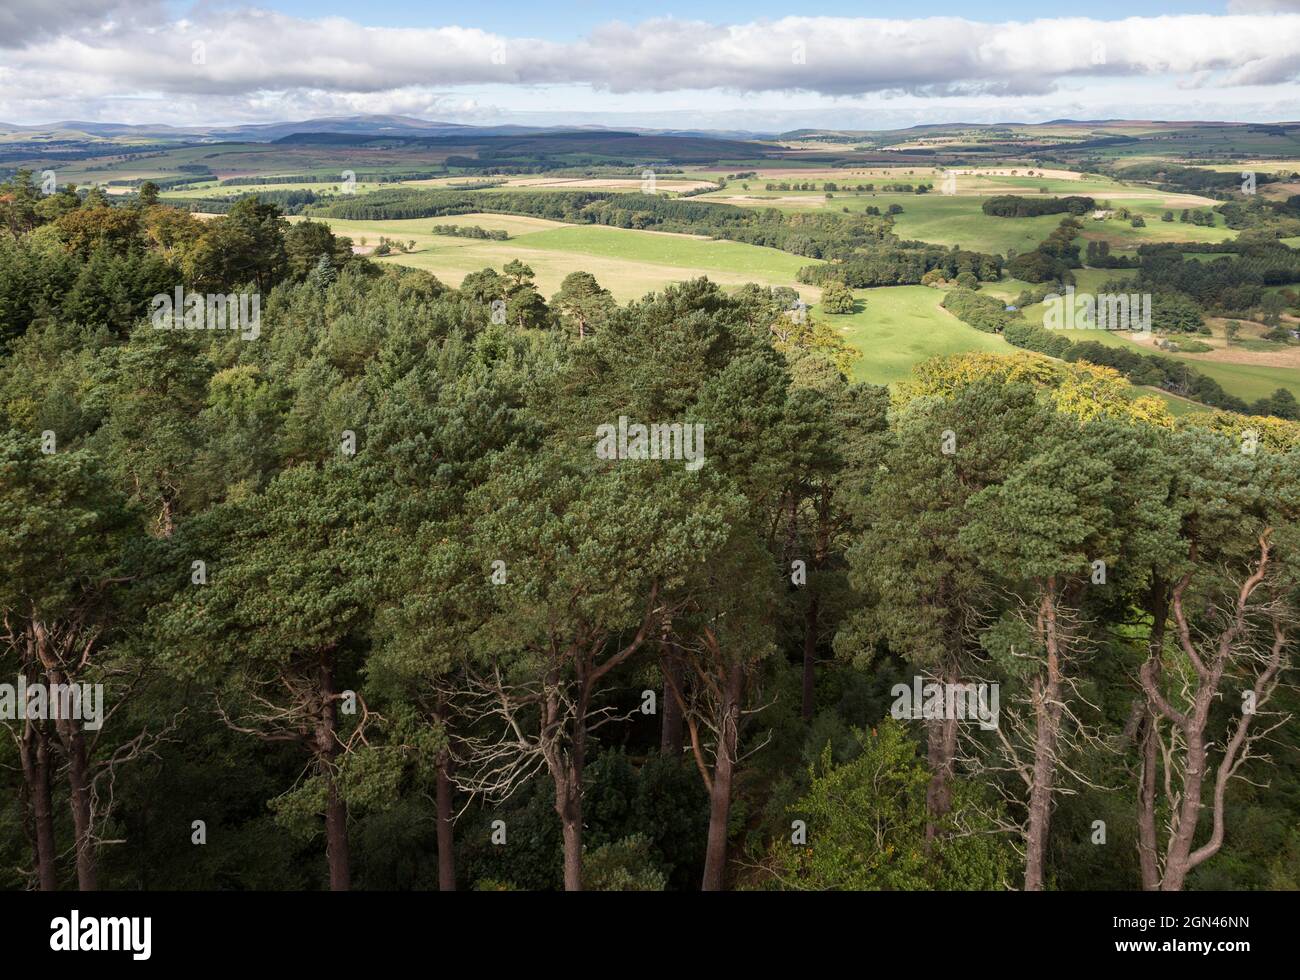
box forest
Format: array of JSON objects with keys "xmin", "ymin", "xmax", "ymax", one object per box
[{"xmin": 1, "ymin": 171, "xmax": 1299, "ymax": 894}]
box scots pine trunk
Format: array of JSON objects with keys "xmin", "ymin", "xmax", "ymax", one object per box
[
  {"xmin": 559, "ymin": 790, "xmax": 583, "ymax": 892},
  {"xmin": 701, "ymin": 663, "xmax": 743, "ymax": 891},
  {"xmin": 61, "ymin": 720, "xmax": 96, "ymax": 891},
  {"xmin": 659, "ymin": 647, "xmax": 684, "ymax": 756},
  {"xmin": 19, "ymin": 718, "xmax": 58, "ymax": 890},
  {"xmin": 435, "ymin": 750, "xmax": 456, "ymax": 891},
  {"xmin": 316, "ymin": 660, "xmax": 350, "ymax": 891},
  {"xmin": 44, "ymin": 663, "xmax": 96, "ymax": 891},
  {"xmin": 800, "ymin": 594, "xmax": 819, "ymax": 723},
  {"xmin": 1024, "ymin": 589, "xmax": 1064, "ymax": 892},
  {"xmin": 549, "ymin": 681, "xmax": 588, "ymax": 892},
  {"xmin": 924, "ymin": 701, "xmax": 958, "ymax": 841},
  {"xmin": 1137, "ymin": 580, "xmax": 1169, "ymax": 890}
]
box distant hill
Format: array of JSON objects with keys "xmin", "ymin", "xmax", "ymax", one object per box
[{"xmin": 0, "ymin": 114, "xmax": 771, "ymax": 144}]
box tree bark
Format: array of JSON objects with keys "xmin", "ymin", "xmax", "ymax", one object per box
[
  {"xmin": 324, "ymin": 777, "xmax": 350, "ymax": 892},
  {"xmin": 20, "ymin": 718, "xmax": 58, "ymax": 891},
  {"xmin": 701, "ymin": 663, "xmax": 743, "ymax": 891},
  {"xmin": 32, "ymin": 629, "xmax": 96, "ymax": 891},
  {"xmin": 1024, "ymin": 587, "xmax": 1064, "ymax": 892},
  {"xmin": 925, "ymin": 702, "xmax": 958, "ymax": 841},
  {"xmin": 45, "ymin": 664, "xmax": 96, "ymax": 892},
  {"xmin": 560, "ymin": 797, "xmax": 583, "ymax": 892},
  {"xmin": 1137, "ymin": 579, "xmax": 1168, "ymax": 890},
  {"xmin": 801, "ymin": 594, "xmax": 819, "ymax": 723},
  {"xmin": 1137, "ymin": 713, "xmax": 1161, "ymax": 889},
  {"xmin": 552, "ymin": 678, "xmax": 588, "ymax": 892},
  {"xmin": 316, "ymin": 660, "xmax": 350, "ymax": 891},
  {"xmin": 435, "ymin": 750, "xmax": 456, "ymax": 891},
  {"xmin": 62, "ymin": 722, "xmax": 97, "ymax": 891},
  {"xmin": 1158, "ymin": 697, "xmax": 1216, "ymax": 890},
  {"xmin": 659, "ymin": 647, "xmax": 684, "ymax": 756}
]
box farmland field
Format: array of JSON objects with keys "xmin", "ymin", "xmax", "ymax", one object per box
[
  {"xmin": 314, "ymin": 214, "xmax": 825, "ymax": 301},
  {"xmin": 1053, "ymin": 328, "xmax": 1300, "ymax": 402},
  {"xmin": 831, "ymin": 286, "xmax": 1015, "ymax": 385}
]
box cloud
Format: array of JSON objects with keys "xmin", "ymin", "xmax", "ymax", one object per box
[
  {"xmin": 1228, "ymin": 1, "xmax": 1300, "ymax": 11},
  {"xmin": 0, "ymin": 0, "xmax": 153, "ymax": 48},
  {"xmin": 1, "ymin": 10, "xmax": 1299, "ymax": 124}
]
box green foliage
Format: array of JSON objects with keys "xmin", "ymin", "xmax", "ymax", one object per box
[
  {"xmin": 763, "ymin": 720, "xmax": 1014, "ymax": 890},
  {"xmin": 582, "ymin": 834, "xmax": 668, "ymax": 891},
  {"xmin": 982, "ymin": 194, "xmax": 1096, "ymax": 218},
  {"xmin": 941, "ymin": 287, "xmax": 1020, "ymax": 333},
  {"xmin": 819, "ymin": 279, "xmax": 856, "ymax": 314}
]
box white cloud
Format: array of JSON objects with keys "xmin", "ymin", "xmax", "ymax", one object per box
[
  {"xmin": 1228, "ymin": 1, "xmax": 1300, "ymax": 11},
  {"xmin": 1, "ymin": 10, "xmax": 1299, "ymax": 125},
  {"xmin": 0, "ymin": 0, "xmax": 156, "ymax": 48}
]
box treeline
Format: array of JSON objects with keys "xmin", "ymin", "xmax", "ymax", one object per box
[
  {"xmin": 798, "ymin": 244, "xmax": 1002, "ymax": 288},
  {"xmin": 430, "ymin": 224, "xmax": 509, "ymax": 240},
  {"xmin": 1006, "ymin": 217, "xmax": 1084, "ymax": 282},
  {"xmin": 982, "ymin": 195, "xmax": 1096, "ymax": 217},
  {"xmin": 165, "ymin": 188, "xmax": 327, "ymax": 215},
  {"xmin": 1084, "ymin": 240, "xmax": 1140, "ymax": 269},
  {"xmin": 939, "ymin": 274, "xmax": 1294, "ymax": 417},
  {"xmin": 1118, "ymin": 162, "xmax": 1276, "ymax": 196},
  {"xmin": 221, "ymin": 172, "xmax": 444, "ymax": 186},
  {"xmin": 1138, "ymin": 243, "xmax": 1300, "ymax": 312},
  {"xmin": 318, "ymin": 187, "xmax": 896, "ymax": 259},
  {"xmin": 940, "ymin": 287, "xmax": 1019, "ymax": 332},
  {"xmin": 762, "ymin": 181, "xmax": 932, "ymax": 193},
  {"xmin": 109, "ymin": 174, "xmax": 213, "ymax": 191}
]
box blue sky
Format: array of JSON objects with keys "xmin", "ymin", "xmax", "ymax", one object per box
[
  {"xmin": 188, "ymin": 1, "xmax": 1236, "ymax": 37},
  {"xmin": 4, "ymin": 1, "xmax": 1300, "ymax": 128}
]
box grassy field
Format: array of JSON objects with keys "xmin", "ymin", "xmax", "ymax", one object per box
[
  {"xmin": 830, "ymin": 286, "xmax": 1014, "ymax": 385},
  {"xmin": 685, "ymin": 163, "xmax": 1237, "ymax": 254},
  {"xmin": 890, "ymin": 199, "xmax": 1068, "ymax": 253},
  {"xmin": 1051, "ymin": 328, "xmax": 1300, "ymax": 402},
  {"xmin": 314, "ymin": 214, "xmax": 824, "ymax": 301},
  {"xmin": 514, "ymin": 225, "xmax": 812, "ymax": 282},
  {"xmin": 826, "ymin": 286, "xmax": 1196, "ymax": 415}
]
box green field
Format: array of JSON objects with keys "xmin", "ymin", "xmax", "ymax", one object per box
[
  {"xmin": 315, "ymin": 214, "xmax": 824, "ymax": 301},
  {"xmin": 691, "ymin": 167, "xmax": 1232, "ymax": 255},
  {"xmin": 514, "ymin": 226, "xmax": 813, "ymax": 282},
  {"xmin": 1052, "ymin": 328, "xmax": 1300, "ymax": 403},
  {"xmin": 830, "ymin": 286, "xmax": 1015, "ymax": 385},
  {"xmin": 826, "ymin": 286, "xmax": 1194, "ymax": 415}
]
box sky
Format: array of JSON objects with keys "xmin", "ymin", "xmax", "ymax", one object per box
[{"xmin": 2, "ymin": 1, "xmax": 1300, "ymax": 131}]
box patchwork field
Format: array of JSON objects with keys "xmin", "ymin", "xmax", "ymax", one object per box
[
  {"xmin": 1049, "ymin": 327, "xmax": 1300, "ymax": 402},
  {"xmin": 687, "ymin": 168, "xmax": 1232, "ymax": 254},
  {"xmin": 66, "ymin": 126, "xmax": 1284, "ymax": 414},
  {"xmin": 313, "ymin": 214, "xmax": 825, "ymax": 301}
]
